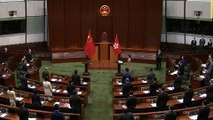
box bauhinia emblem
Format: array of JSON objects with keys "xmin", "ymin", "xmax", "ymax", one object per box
[
  {"xmin": 113, "ymin": 43, "xmax": 119, "ymax": 49},
  {"xmin": 100, "ymin": 5, "xmax": 110, "ymax": 16}
]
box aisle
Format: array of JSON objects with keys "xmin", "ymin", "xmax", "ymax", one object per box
[{"xmin": 84, "ymin": 70, "xmax": 115, "ymax": 120}]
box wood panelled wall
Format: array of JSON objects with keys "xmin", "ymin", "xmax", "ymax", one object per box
[{"xmin": 47, "ymin": 0, "xmax": 162, "ymax": 52}]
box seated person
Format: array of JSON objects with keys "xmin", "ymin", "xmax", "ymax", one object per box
[
  {"xmin": 164, "ymin": 106, "xmax": 177, "ymax": 120},
  {"xmin": 182, "ymin": 63, "xmax": 191, "ymax": 81},
  {"xmin": 183, "ymin": 85, "xmax": 194, "ymax": 107},
  {"xmin": 67, "ymin": 81, "xmax": 75, "ymax": 96},
  {"xmin": 156, "ymin": 87, "xmax": 169, "ymax": 111},
  {"xmin": 149, "ymin": 77, "xmax": 160, "ymax": 95},
  {"xmin": 72, "ymin": 70, "xmax": 80, "ymax": 85},
  {"xmin": 18, "ymin": 72, "xmax": 28, "ymax": 90},
  {"xmin": 69, "ymin": 90, "xmax": 81, "ymax": 113},
  {"xmin": 122, "ymin": 68, "xmax": 132, "ymax": 85},
  {"xmin": 178, "ymin": 56, "xmax": 187, "ymax": 75},
  {"xmin": 146, "ymin": 68, "xmax": 156, "ymax": 83},
  {"xmin": 51, "ymin": 104, "xmax": 65, "ymax": 120},
  {"xmin": 17, "ymin": 101, "xmax": 29, "ymax": 120},
  {"xmin": 197, "ymin": 100, "xmax": 210, "ymax": 120},
  {"xmin": 119, "ymin": 105, "xmax": 134, "ymax": 120},
  {"xmin": 125, "ymin": 90, "xmax": 137, "ymax": 112},
  {"xmin": 122, "ymin": 78, "xmax": 134, "ymax": 97}
]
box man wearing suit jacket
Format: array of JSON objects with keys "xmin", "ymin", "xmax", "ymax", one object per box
[
  {"xmin": 42, "ymin": 67, "xmax": 49, "ymax": 80},
  {"xmin": 126, "ymin": 90, "xmax": 137, "ymax": 112},
  {"xmin": 67, "ymin": 81, "xmax": 75, "ymax": 96},
  {"xmin": 149, "ymin": 77, "xmax": 160, "ymax": 95},
  {"xmin": 51, "ymin": 104, "xmax": 65, "ymax": 120},
  {"xmin": 119, "ymin": 105, "xmax": 134, "ymax": 120},
  {"xmin": 164, "ymin": 106, "xmax": 177, "ymax": 120},
  {"xmin": 17, "ymin": 101, "xmax": 29, "ymax": 120},
  {"xmin": 19, "ymin": 72, "xmax": 28, "ymax": 90},
  {"xmin": 197, "ymin": 100, "xmax": 210, "ymax": 120},
  {"xmin": 72, "ymin": 70, "xmax": 81, "ymax": 85},
  {"xmin": 122, "ymin": 78, "xmax": 134, "ymax": 97},
  {"xmin": 32, "ymin": 90, "xmax": 42, "ymax": 109},
  {"xmin": 173, "ymin": 73, "xmax": 182, "ymax": 92},
  {"xmin": 157, "ymin": 87, "xmax": 169, "ymax": 111},
  {"xmin": 206, "ymin": 79, "xmax": 213, "ymax": 102},
  {"xmin": 146, "ymin": 68, "xmax": 156, "ymax": 83},
  {"xmin": 26, "ymin": 49, "xmax": 33, "ymax": 62},
  {"xmin": 122, "ymin": 68, "xmax": 132, "ymax": 85},
  {"xmin": 183, "ymin": 85, "xmax": 194, "ymax": 107},
  {"xmin": 69, "ymin": 90, "xmax": 81, "ymax": 113}
]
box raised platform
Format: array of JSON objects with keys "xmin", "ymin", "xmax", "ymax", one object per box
[{"xmin": 89, "ymin": 60, "xmax": 117, "ymax": 70}]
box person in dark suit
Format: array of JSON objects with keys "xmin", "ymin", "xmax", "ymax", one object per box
[
  {"xmin": 191, "ymin": 37, "xmax": 197, "ymax": 51},
  {"xmin": 26, "ymin": 49, "xmax": 33, "ymax": 62},
  {"xmin": 42, "ymin": 67, "xmax": 49, "ymax": 80},
  {"xmin": 173, "ymin": 73, "xmax": 182, "ymax": 92},
  {"xmin": 205, "ymin": 60, "xmax": 213, "ymax": 85},
  {"xmin": 157, "ymin": 87, "xmax": 169, "ymax": 111},
  {"xmin": 199, "ymin": 36, "xmax": 205, "ymax": 50},
  {"xmin": 156, "ymin": 49, "xmax": 163, "ymax": 70},
  {"xmin": 207, "ymin": 39, "xmax": 212, "ymax": 49},
  {"xmin": 149, "ymin": 77, "xmax": 160, "ymax": 96},
  {"xmin": 122, "ymin": 68, "xmax": 132, "ymax": 85},
  {"xmin": 2, "ymin": 48, "xmax": 10, "ymax": 62},
  {"xmin": 69, "ymin": 90, "xmax": 81, "ymax": 113},
  {"xmin": 197, "ymin": 100, "xmax": 210, "ymax": 120},
  {"xmin": 19, "ymin": 72, "xmax": 28, "ymax": 90},
  {"xmin": 146, "ymin": 68, "xmax": 156, "ymax": 83},
  {"xmin": 72, "ymin": 70, "xmax": 81, "ymax": 85},
  {"xmin": 206, "ymin": 79, "xmax": 213, "ymax": 102},
  {"xmin": 164, "ymin": 106, "xmax": 177, "ymax": 120},
  {"xmin": 67, "ymin": 81, "xmax": 75, "ymax": 96},
  {"xmin": 51, "ymin": 104, "xmax": 65, "ymax": 120},
  {"xmin": 119, "ymin": 105, "xmax": 134, "ymax": 120},
  {"xmin": 122, "ymin": 78, "xmax": 134, "ymax": 97},
  {"xmin": 183, "ymin": 85, "xmax": 194, "ymax": 107},
  {"xmin": 31, "ymin": 90, "xmax": 42, "ymax": 109},
  {"xmin": 125, "ymin": 90, "xmax": 137, "ymax": 112},
  {"xmin": 17, "ymin": 101, "xmax": 29, "ymax": 120},
  {"xmin": 178, "ymin": 56, "xmax": 187, "ymax": 75}
]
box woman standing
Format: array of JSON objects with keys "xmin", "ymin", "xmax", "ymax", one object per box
[
  {"xmin": 43, "ymin": 78, "xmax": 53, "ymax": 101},
  {"xmin": 7, "ymin": 86, "xmax": 16, "ymax": 106},
  {"xmin": 126, "ymin": 55, "xmax": 131, "ymax": 71}
]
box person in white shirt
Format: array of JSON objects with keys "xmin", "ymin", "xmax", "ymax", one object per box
[
  {"xmin": 7, "ymin": 86, "xmax": 16, "ymax": 107},
  {"xmin": 126, "ymin": 55, "xmax": 131, "ymax": 71},
  {"xmin": 43, "ymin": 78, "xmax": 53, "ymax": 101}
]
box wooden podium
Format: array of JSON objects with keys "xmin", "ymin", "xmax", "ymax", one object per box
[{"xmin": 99, "ymin": 41, "xmax": 110, "ymax": 61}]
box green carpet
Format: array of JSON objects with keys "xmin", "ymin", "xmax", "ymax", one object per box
[{"xmin": 40, "ymin": 61, "xmax": 166, "ymax": 120}]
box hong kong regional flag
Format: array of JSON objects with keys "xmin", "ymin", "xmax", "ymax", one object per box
[
  {"xmin": 84, "ymin": 30, "xmax": 96, "ymax": 58},
  {"xmin": 112, "ymin": 34, "xmax": 121, "ymax": 55}
]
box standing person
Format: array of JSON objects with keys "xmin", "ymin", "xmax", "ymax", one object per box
[
  {"xmin": 19, "ymin": 72, "xmax": 28, "ymax": 90},
  {"xmin": 26, "ymin": 49, "xmax": 33, "ymax": 62},
  {"xmin": 149, "ymin": 78, "xmax": 160, "ymax": 96},
  {"xmin": 119, "ymin": 105, "xmax": 134, "ymax": 120},
  {"xmin": 72, "ymin": 70, "xmax": 80, "ymax": 86},
  {"xmin": 51, "ymin": 104, "xmax": 65, "ymax": 120},
  {"xmin": 164, "ymin": 106, "xmax": 177, "ymax": 120},
  {"xmin": 156, "ymin": 49, "xmax": 163, "ymax": 70},
  {"xmin": 197, "ymin": 100, "xmax": 210, "ymax": 120},
  {"xmin": 67, "ymin": 81, "xmax": 75, "ymax": 96},
  {"xmin": 183, "ymin": 85, "xmax": 194, "ymax": 107},
  {"xmin": 156, "ymin": 87, "xmax": 169, "ymax": 111},
  {"xmin": 69, "ymin": 90, "xmax": 81, "ymax": 113},
  {"xmin": 42, "ymin": 67, "xmax": 50, "ymax": 80},
  {"xmin": 199, "ymin": 36, "xmax": 205, "ymax": 50},
  {"xmin": 121, "ymin": 68, "xmax": 132, "ymax": 85},
  {"xmin": 125, "ymin": 90, "xmax": 137, "ymax": 112},
  {"xmin": 43, "ymin": 78, "xmax": 52, "ymax": 101},
  {"xmin": 207, "ymin": 39, "xmax": 212, "ymax": 49},
  {"xmin": 17, "ymin": 101, "xmax": 29, "ymax": 120},
  {"xmin": 7, "ymin": 86, "xmax": 16, "ymax": 107},
  {"xmin": 191, "ymin": 37, "xmax": 197, "ymax": 51},
  {"xmin": 126, "ymin": 55, "xmax": 131, "ymax": 71},
  {"xmin": 31, "ymin": 90, "xmax": 42, "ymax": 109},
  {"xmin": 206, "ymin": 79, "xmax": 213, "ymax": 103},
  {"xmin": 122, "ymin": 78, "xmax": 134, "ymax": 97}
]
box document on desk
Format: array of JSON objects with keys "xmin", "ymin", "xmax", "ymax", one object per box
[
  {"xmin": 0, "ymin": 113, "xmax": 7, "ymax": 117},
  {"xmin": 167, "ymin": 87, "xmax": 174, "ymax": 91},
  {"xmin": 199, "ymin": 93, "xmax": 207, "ymax": 98},
  {"xmin": 141, "ymin": 80, "xmax": 148, "ymax": 83},
  {"xmin": 63, "ymin": 90, "xmax": 68, "ymax": 94},
  {"xmin": 119, "ymin": 92, "xmax": 123, "ymax": 95},
  {"xmin": 82, "ymin": 82, "xmax": 87, "ymax": 85},
  {"xmin": 16, "ymin": 97, "xmax": 23, "ymax": 101},
  {"xmin": 54, "ymin": 102, "xmax": 60, "ymax": 105},
  {"xmin": 77, "ymin": 91, "xmax": 82, "ymax": 95},
  {"xmin": 143, "ymin": 90, "xmax": 150, "ymax": 94},
  {"xmin": 189, "ymin": 115, "xmax": 198, "ymax": 120},
  {"xmin": 116, "ymin": 81, "xmax": 122, "ymax": 85},
  {"xmin": 56, "ymin": 90, "xmax": 61, "ymax": 93},
  {"xmin": 28, "ymin": 118, "xmax": 36, "ymax": 120},
  {"xmin": 51, "ymin": 78, "xmax": 57, "ymax": 82},
  {"xmin": 150, "ymin": 103, "xmax": 156, "ymax": 107}
]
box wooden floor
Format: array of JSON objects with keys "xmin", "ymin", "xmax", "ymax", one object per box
[{"xmin": 89, "ymin": 60, "xmax": 117, "ymax": 70}]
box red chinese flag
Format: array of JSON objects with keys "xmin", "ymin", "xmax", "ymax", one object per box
[
  {"xmin": 84, "ymin": 31, "xmax": 96, "ymax": 58},
  {"xmin": 112, "ymin": 34, "xmax": 121, "ymax": 55}
]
